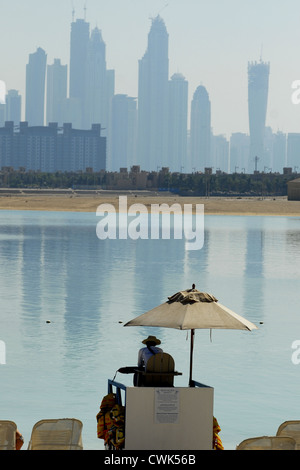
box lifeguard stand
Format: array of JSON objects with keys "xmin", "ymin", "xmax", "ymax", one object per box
[{"xmin": 107, "ymin": 379, "xmax": 214, "ymax": 450}]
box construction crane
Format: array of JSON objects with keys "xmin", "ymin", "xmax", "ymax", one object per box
[
  {"xmin": 150, "ymin": 2, "xmax": 169, "ymax": 20},
  {"xmin": 158, "ymin": 2, "xmax": 169, "ymax": 15},
  {"xmin": 71, "ymin": 0, "xmax": 75, "ymax": 23},
  {"xmin": 71, "ymin": 0, "xmax": 75, "ymax": 22}
]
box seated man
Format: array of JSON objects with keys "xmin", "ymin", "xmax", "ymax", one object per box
[{"xmin": 137, "ymin": 335, "xmax": 163, "ymax": 369}]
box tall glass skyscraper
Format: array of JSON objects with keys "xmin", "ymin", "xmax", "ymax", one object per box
[
  {"xmin": 85, "ymin": 27, "xmax": 106, "ymax": 129},
  {"xmin": 110, "ymin": 94, "xmax": 137, "ymax": 171},
  {"xmin": 46, "ymin": 59, "xmax": 67, "ymax": 126},
  {"xmin": 138, "ymin": 16, "xmax": 169, "ymax": 171},
  {"xmin": 25, "ymin": 47, "xmax": 47, "ymax": 126},
  {"xmin": 69, "ymin": 18, "xmax": 90, "ymax": 128},
  {"xmin": 190, "ymin": 85, "xmax": 211, "ymax": 172},
  {"xmin": 248, "ymin": 60, "xmax": 270, "ymax": 173},
  {"xmin": 167, "ymin": 73, "xmax": 188, "ymax": 173},
  {"xmin": 85, "ymin": 27, "xmax": 115, "ymax": 133},
  {"xmin": 6, "ymin": 90, "xmax": 21, "ymax": 125}
]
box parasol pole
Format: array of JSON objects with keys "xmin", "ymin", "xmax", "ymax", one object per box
[
  {"xmin": 189, "ymin": 284, "xmax": 196, "ymax": 387},
  {"xmin": 189, "ymin": 328, "xmax": 195, "ymax": 387}
]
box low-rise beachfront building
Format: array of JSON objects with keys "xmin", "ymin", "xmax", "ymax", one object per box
[{"xmin": 288, "ymin": 177, "xmax": 300, "ymax": 200}]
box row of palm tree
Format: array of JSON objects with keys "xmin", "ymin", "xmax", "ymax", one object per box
[{"xmin": 0, "ymin": 168, "xmax": 296, "ymax": 196}]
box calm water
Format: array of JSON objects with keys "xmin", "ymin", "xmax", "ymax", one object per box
[{"xmin": 1, "ymin": 209, "xmax": 300, "ymax": 450}]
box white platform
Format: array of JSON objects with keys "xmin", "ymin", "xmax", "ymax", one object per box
[{"xmin": 124, "ymin": 385, "xmax": 214, "ymax": 450}]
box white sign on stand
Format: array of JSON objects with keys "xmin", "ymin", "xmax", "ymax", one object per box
[
  {"xmin": 155, "ymin": 388, "xmax": 179, "ymax": 424},
  {"xmin": 125, "ymin": 386, "xmax": 214, "ymax": 450}
]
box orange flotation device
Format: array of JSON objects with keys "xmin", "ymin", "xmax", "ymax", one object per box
[
  {"xmin": 96, "ymin": 394, "xmax": 126, "ymax": 450},
  {"xmin": 213, "ymin": 416, "xmax": 224, "ymax": 450},
  {"xmin": 96, "ymin": 393, "xmax": 116, "ymax": 442}
]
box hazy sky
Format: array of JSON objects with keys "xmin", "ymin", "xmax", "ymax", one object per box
[{"xmin": 1, "ymin": 0, "xmax": 300, "ymax": 137}]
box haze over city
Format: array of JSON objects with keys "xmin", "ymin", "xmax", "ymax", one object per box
[{"xmin": 2, "ymin": 0, "xmax": 300, "ymax": 139}]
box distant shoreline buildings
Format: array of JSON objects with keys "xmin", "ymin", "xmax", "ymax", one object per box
[
  {"xmin": 0, "ymin": 14, "xmax": 296, "ymax": 175},
  {"xmin": 0, "ymin": 121, "xmax": 106, "ymax": 173}
]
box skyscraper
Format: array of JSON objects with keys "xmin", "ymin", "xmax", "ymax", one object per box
[
  {"xmin": 46, "ymin": 59, "xmax": 67, "ymax": 126},
  {"xmin": 138, "ymin": 15, "xmax": 169, "ymax": 171},
  {"xmin": 248, "ymin": 60, "xmax": 270, "ymax": 173},
  {"xmin": 6, "ymin": 90, "xmax": 21, "ymax": 124},
  {"xmin": 110, "ymin": 94, "xmax": 137, "ymax": 171},
  {"xmin": 287, "ymin": 133, "xmax": 300, "ymax": 171},
  {"xmin": 190, "ymin": 85, "xmax": 211, "ymax": 172},
  {"xmin": 272, "ymin": 131, "xmax": 286, "ymax": 173},
  {"xmin": 211, "ymin": 134, "xmax": 229, "ymax": 173},
  {"xmin": 69, "ymin": 18, "xmax": 90, "ymax": 128},
  {"xmin": 0, "ymin": 104, "xmax": 5, "ymax": 127},
  {"xmin": 167, "ymin": 73, "xmax": 188, "ymax": 172},
  {"xmin": 85, "ymin": 27, "xmax": 115, "ymax": 132},
  {"xmin": 25, "ymin": 47, "xmax": 47, "ymax": 126},
  {"xmin": 230, "ymin": 133, "xmax": 250, "ymax": 174}
]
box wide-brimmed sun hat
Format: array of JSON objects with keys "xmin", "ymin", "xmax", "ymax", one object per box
[{"xmin": 142, "ymin": 335, "xmax": 161, "ymax": 345}]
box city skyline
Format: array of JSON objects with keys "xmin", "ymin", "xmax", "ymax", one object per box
[{"xmin": 1, "ymin": 0, "xmax": 300, "ymax": 139}]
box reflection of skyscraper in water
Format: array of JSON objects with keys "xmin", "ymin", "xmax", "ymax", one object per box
[
  {"xmin": 132, "ymin": 237, "xmax": 187, "ymax": 343},
  {"xmin": 183, "ymin": 229, "xmax": 210, "ymax": 288},
  {"xmin": 243, "ymin": 224, "xmax": 265, "ymax": 321},
  {"xmin": 138, "ymin": 16, "xmax": 169, "ymax": 171},
  {"xmin": 245, "ymin": 221, "xmax": 264, "ymax": 278},
  {"xmin": 248, "ymin": 60, "xmax": 270, "ymax": 173},
  {"xmin": 205, "ymin": 224, "xmax": 247, "ymax": 292},
  {"xmin": 0, "ymin": 225, "xmax": 24, "ymax": 329},
  {"xmin": 22, "ymin": 227, "xmax": 43, "ymax": 315},
  {"xmin": 63, "ymin": 226, "xmax": 104, "ymax": 342}
]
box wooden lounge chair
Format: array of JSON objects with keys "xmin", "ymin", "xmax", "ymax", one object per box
[
  {"xmin": 276, "ymin": 421, "xmax": 300, "ymax": 449},
  {"xmin": 236, "ymin": 435, "xmax": 296, "ymax": 450},
  {"xmin": 0, "ymin": 421, "xmax": 17, "ymax": 450},
  {"xmin": 28, "ymin": 418, "xmax": 83, "ymax": 450},
  {"xmin": 135, "ymin": 352, "xmax": 182, "ymax": 387}
]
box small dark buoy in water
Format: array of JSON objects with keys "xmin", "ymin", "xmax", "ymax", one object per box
[
  {"xmin": 46, "ymin": 320, "xmax": 51, "ymax": 324},
  {"xmin": 259, "ymin": 321, "xmax": 264, "ymax": 325}
]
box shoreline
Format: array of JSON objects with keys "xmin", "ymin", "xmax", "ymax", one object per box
[{"xmin": 0, "ymin": 190, "xmax": 300, "ymax": 216}]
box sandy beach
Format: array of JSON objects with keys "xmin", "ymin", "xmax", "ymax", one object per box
[{"xmin": 0, "ymin": 189, "xmax": 300, "ymax": 216}]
